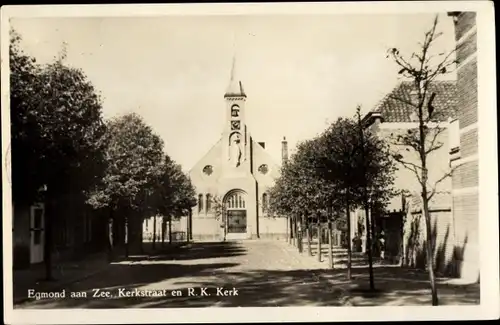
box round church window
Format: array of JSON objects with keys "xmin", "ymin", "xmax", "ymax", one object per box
[
  {"xmin": 203, "ymin": 165, "xmax": 213, "ymax": 176},
  {"xmin": 258, "ymin": 164, "xmax": 269, "ymax": 175}
]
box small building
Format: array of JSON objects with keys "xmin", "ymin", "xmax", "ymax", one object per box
[
  {"xmin": 354, "ymin": 80, "xmax": 460, "ymax": 275},
  {"xmin": 12, "ymin": 192, "xmax": 107, "ymax": 270}
]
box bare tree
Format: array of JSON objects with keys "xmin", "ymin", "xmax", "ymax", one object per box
[{"xmin": 387, "ymin": 15, "xmax": 460, "ymax": 306}]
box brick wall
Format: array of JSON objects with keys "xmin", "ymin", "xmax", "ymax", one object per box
[
  {"xmin": 459, "ymin": 128, "xmax": 479, "ymax": 157},
  {"xmin": 449, "ymin": 11, "xmax": 479, "ymax": 282},
  {"xmin": 452, "ymin": 160, "xmax": 479, "ymax": 188},
  {"xmin": 454, "ymin": 12, "xmax": 477, "ymax": 41},
  {"xmin": 456, "ymin": 59, "xmax": 478, "ymax": 128}
]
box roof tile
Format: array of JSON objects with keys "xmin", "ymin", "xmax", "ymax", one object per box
[{"xmin": 369, "ymin": 80, "xmax": 458, "ymax": 123}]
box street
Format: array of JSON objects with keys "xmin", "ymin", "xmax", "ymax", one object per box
[
  {"xmin": 15, "ymin": 240, "xmax": 479, "ymax": 308},
  {"xmin": 16, "ymin": 240, "xmax": 341, "ymax": 308}
]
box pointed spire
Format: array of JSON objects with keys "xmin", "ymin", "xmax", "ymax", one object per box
[{"xmin": 224, "ymin": 37, "xmax": 246, "ymax": 98}]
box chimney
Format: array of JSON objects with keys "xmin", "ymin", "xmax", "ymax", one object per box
[
  {"xmin": 258, "ymin": 142, "xmax": 266, "ymax": 149},
  {"xmin": 281, "ymin": 136, "xmax": 288, "ymax": 164}
]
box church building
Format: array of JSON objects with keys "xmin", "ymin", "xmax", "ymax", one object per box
[{"xmin": 187, "ymin": 60, "xmax": 288, "ymax": 241}]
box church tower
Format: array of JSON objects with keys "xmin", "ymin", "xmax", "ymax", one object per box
[{"xmin": 223, "ymin": 57, "xmax": 250, "ymax": 173}]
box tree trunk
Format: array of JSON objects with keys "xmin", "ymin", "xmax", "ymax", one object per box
[
  {"xmin": 306, "ymin": 222, "xmax": 312, "ymax": 256},
  {"xmin": 346, "ymin": 199, "xmax": 352, "ymax": 280},
  {"xmin": 370, "ymin": 203, "xmax": 377, "ymax": 258},
  {"xmin": 107, "ymin": 210, "xmax": 114, "ymax": 262},
  {"xmin": 291, "ymin": 215, "xmax": 296, "ymax": 247},
  {"xmin": 152, "ymin": 215, "xmax": 157, "ymax": 250},
  {"xmin": 140, "ymin": 220, "xmax": 144, "ymax": 254},
  {"xmin": 161, "ymin": 217, "xmax": 166, "ymax": 247},
  {"xmin": 44, "ymin": 197, "xmax": 54, "ymax": 281},
  {"xmin": 328, "ymin": 222, "xmax": 334, "ymax": 269},
  {"xmin": 297, "ymin": 216, "xmax": 303, "ymax": 253},
  {"xmin": 317, "ymin": 217, "xmax": 322, "ymax": 262},
  {"xmin": 364, "ymin": 203, "xmax": 375, "ymax": 291},
  {"xmin": 187, "ymin": 211, "xmax": 191, "ymax": 243},
  {"xmin": 124, "ymin": 216, "xmax": 129, "ymax": 257},
  {"xmin": 168, "ymin": 216, "xmax": 173, "ymax": 244},
  {"xmin": 285, "ymin": 216, "xmax": 289, "ymax": 243},
  {"xmin": 423, "ymin": 193, "xmax": 439, "ymax": 305}
]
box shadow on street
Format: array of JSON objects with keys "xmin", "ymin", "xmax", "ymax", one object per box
[
  {"xmin": 123, "ymin": 241, "xmax": 247, "ymax": 262},
  {"xmin": 15, "ymin": 241, "xmax": 479, "ymax": 309}
]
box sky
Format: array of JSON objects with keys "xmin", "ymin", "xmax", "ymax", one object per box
[{"xmin": 11, "ymin": 13, "xmax": 456, "ymax": 172}]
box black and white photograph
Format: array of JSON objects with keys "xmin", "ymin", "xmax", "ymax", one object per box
[{"xmin": 2, "ymin": 2, "xmax": 498, "ymax": 324}]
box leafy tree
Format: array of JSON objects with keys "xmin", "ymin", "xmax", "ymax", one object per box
[
  {"xmin": 156, "ymin": 155, "xmax": 197, "ymax": 245},
  {"xmin": 313, "ymin": 114, "xmax": 396, "ymax": 285},
  {"xmin": 387, "ymin": 15, "xmax": 458, "ymax": 305},
  {"xmin": 268, "ymin": 137, "xmax": 339, "ymax": 256},
  {"xmin": 87, "ymin": 113, "xmax": 164, "ymax": 257},
  {"xmin": 10, "ymin": 30, "xmax": 107, "ymax": 279},
  {"xmin": 10, "ymin": 29, "xmax": 44, "ymax": 206},
  {"xmin": 313, "ymin": 117, "xmax": 364, "ymax": 279}
]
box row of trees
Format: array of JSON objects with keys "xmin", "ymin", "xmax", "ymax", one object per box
[
  {"xmin": 268, "ymin": 15, "xmax": 457, "ymax": 305},
  {"xmin": 10, "ymin": 29, "xmax": 197, "ymax": 279},
  {"xmin": 268, "ymin": 108, "xmax": 397, "ymax": 288}
]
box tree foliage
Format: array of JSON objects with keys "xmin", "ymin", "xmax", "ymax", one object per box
[
  {"xmin": 10, "ymin": 29, "xmax": 107, "ymax": 206},
  {"xmin": 157, "ymin": 155, "xmax": 197, "ymax": 220},
  {"xmin": 87, "ymin": 113, "xmax": 164, "ymax": 213},
  {"xmin": 269, "ymin": 115, "xmax": 396, "ymax": 223}
]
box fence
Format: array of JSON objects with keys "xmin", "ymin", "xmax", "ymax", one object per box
[
  {"xmin": 307, "ymin": 224, "xmax": 345, "ymax": 247},
  {"xmin": 143, "ymin": 231, "xmax": 186, "ymax": 243}
]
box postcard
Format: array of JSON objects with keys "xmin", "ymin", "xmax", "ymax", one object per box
[{"xmin": 2, "ymin": 2, "xmax": 498, "ymax": 324}]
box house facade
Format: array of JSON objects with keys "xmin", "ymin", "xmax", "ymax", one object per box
[
  {"xmin": 353, "ymin": 80, "xmax": 460, "ymax": 275},
  {"xmin": 12, "ymin": 194, "xmax": 107, "ymax": 270}
]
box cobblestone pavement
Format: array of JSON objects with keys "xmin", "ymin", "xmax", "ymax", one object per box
[{"xmin": 15, "ymin": 240, "xmax": 479, "ymax": 308}]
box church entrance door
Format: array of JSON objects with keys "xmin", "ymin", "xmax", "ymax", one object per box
[{"xmin": 224, "ymin": 190, "xmax": 247, "ymax": 235}]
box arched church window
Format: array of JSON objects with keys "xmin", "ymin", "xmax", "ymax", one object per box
[
  {"xmin": 206, "ymin": 194, "xmax": 212, "ymax": 213},
  {"xmin": 198, "ymin": 194, "xmax": 204, "ymax": 213},
  {"xmin": 225, "ymin": 191, "xmax": 246, "ymax": 210},
  {"xmin": 262, "ymin": 193, "xmax": 268, "ymax": 212}
]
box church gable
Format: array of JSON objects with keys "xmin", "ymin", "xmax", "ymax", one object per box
[
  {"xmin": 251, "ymin": 138, "xmax": 281, "ymax": 187},
  {"xmin": 189, "ymin": 138, "xmax": 223, "ymax": 192}
]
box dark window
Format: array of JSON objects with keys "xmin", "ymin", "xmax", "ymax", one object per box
[
  {"xmin": 34, "ymin": 230, "xmax": 41, "ymax": 245},
  {"xmin": 33, "ymin": 208, "xmax": 43, "ymax": 245},
  {"xmin": 203, "ymin": 165, "xmax": 213, "ymax": 176},
  {"xmin": 258, "ymin": 164, "xmax": 269, "ymax": 175},
  {"xmin": 198, "ymin": 194, "xmax": 204, "ymax": 213},
  {"xmin": 231, "ymin": 105, "xmax": 240, "ymax": 117},
  {"xmin": 33, "ymin": 208, "xmax": 43, "ymax": 229},
  {"xmin": 206, "ymin": 194, "xmax": 212, "ymax": 213},
  {"xmin": 262, "ymin": 193, "xmax": 268, "ymax": 212}
]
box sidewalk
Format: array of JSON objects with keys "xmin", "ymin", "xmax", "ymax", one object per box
[
  {"xmin": 278, "ymin": 239, "xmax": 480, "ymax": 306},
  {"xmin": 13, "ymin": 251, "xmax": 111, "ymax": 305}
]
